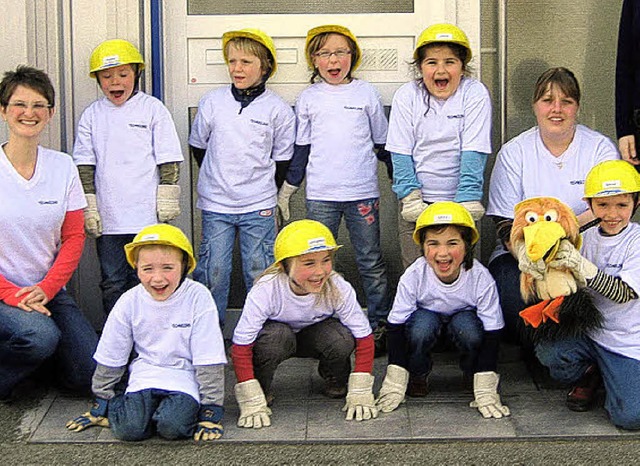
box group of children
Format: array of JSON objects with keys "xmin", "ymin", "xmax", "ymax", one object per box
[{"xmin": 3, "ymin": 20, "xmax": 637, "ymax": 442}]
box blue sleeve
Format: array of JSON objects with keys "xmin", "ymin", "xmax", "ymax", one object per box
[
  {"xmin": 285, "ymin": 144, "xmax": 310, "ymax": 187},
  {"xmin": 454, "ymin": 150, "xmax": 489, "ymax": 203},
  {"xmin": 391, "ymin": 152, "xmax": 421, "ymax": 199}
]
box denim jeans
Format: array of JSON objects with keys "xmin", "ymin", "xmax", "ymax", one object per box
[
  {"xmin": 193, "ymin": 209, "xmax": 276, "ymax": 326},
  {"xmin": 488, "ymin": 252, "xmax": 531, "ymax": 347},
  {"xmin": 405, "ymin": 309, "xmax": 484, "ymax": 377},
  {"xmin": 108, "ymin": 389, "xmax": 199, "ymax": 441},
  {"xmin": 306, "ymin": 198, "xmax": 390, "ymax": 327},
  {"xmin": 536, "ymin": 337, "xmax": 640, "ymax": 430},
  {"xmin": 0, "ymin": 290, "xmax": 98, "ymax": 398},
  {"xmin": 96, "ymin": 234, "xmax": 139, "ymax": 314},
  {"xmin": 252, "ymin": 319, "xmax": 355, "ymax": 394}
]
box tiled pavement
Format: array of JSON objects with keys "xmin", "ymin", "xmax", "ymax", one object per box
[{"xmin": 24, "ymin": 344, "xmax": 638, "ymax": 444}]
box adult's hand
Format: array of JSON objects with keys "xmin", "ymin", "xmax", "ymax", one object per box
[
  {"xmin": 619, "ymin": 135, "xmax": 639, "ymax": 165},
  {"xmin": 15, "ymin": 286, "xmax": 51, "ymax": 316}
]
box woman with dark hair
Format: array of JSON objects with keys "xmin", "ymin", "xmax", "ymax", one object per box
[
  {"xmin": 0, "ymin": 65, "xmax": 97, "ymax": 401},
  {"xmin": 486, "ymin": 67, "xmax": 619, "ymax": 346}
]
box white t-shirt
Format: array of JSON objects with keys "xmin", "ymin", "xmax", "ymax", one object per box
[
  {"xmin": 72, "ymin": 92, "xmax": 183, "ymax": 235},
  {"xmin": 295, "ymin": 79, "xmax": 388, "ymax": 201},
  {"xmin": 385, "ymin": 77, "xmax": 492, "ymax": 202},
  {"xmin": 487, "ymin": 124, "xmax": 619, "ymax": 220},
  {"xmin": 233, "ymin": 272, "xmax": 372, "ymax": 345},
  {"xmin": 189, "ymin": 86, "xmax": 295, "ymax": 214},
  {"xmin": 387, "ymin": 257, "xmax": 504, "ymax": 331},
  {"xmin": 582, "ymin": 223, "xmax": 640, "ymax": 361},
  {"xmin": 0, "ymin": 145, "xmax": 86, "ymax": 287},
  {"xmin": 94, "ymin": 278, "xmax": 227, "ymax": 402}
]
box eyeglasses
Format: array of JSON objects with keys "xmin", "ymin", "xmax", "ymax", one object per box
[
  {"xmin": 6, "ymin": 101, "xmax": 53, "ymax": 112},
  {"xmin": 314, "ymin": 49, "xmax": 352, "ymax": 60}
]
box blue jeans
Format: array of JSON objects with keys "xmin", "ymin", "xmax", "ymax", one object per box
[
  {"xmin": 306, "ymin": 198, "xmax": 390, "ymax": 327},
  {"xmin": 0, "ymin": 290, "xmax": 98, "ymax": 398},
  {"xmin": 405, "ymin": 309, "xmax": 484, "ymax": 377},
  {"xmin": 536, "ymin": 337, "xmax": 640, "ymax": 430},
  {"xmin": 488, "ymin": 252, "xmax": 530, "ymax": 347},
  {"xmin": 96, "ymin": 234, "xmax": 139, "ymax": 314},
  {"xmin": 108, "ymin": 389, "xmax": 199, "ymax": 441},
  {"xmin": 193, "ymin": 209, "xmax": 276, "ymax": 326}
]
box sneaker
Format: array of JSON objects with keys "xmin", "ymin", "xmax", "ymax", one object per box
[
  {"xmin": 406, "ymin": 374, "xmax": 429, "ymax": 397},
  {"xmin": 323, "ymin": 376, "xmax": 348, "ymax": 399},
  {"xmin": 373, "ymin": 323, "xmax": 387, "ymax": 357},
  {"xmin": 566, "ymin": 365, "xmax": 602, "ymax": 412}
]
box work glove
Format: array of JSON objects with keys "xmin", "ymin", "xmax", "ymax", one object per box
[
  {"xmin": 276, "ymin": 181, "xmax": 299, "ymax": 222},
  {"xmin": 66, "ymin": 397, "xmax": 109, "ymax": 432},
  {"xmin": 459, "ymin": 201, "xmax": 485, "ymax": 221},
  {"xmin": 234, "ymin": 379, "xmax": 272, "ymax": 429},
  {"xmin": 375, "ymin": 364, "xmax": 409, "ymax": 413},
  {"xmin": 549, "ymin": 239, "xmax": 598, "ymax": 286},
  {"xmin": 342, "ymin": 372, "xmax": 378, "ymax": 421},
  {"xmin": 193, "ymin": 404, "xmax": 224, "ymax": 441},
  {"xmin": 469, "ymin": 371, "xmax": 510, "ymax": 419},
  {"xmin": 400, "ymin": 189, "xmax": 429, "ymax": 223},
  {"xmin": 515, "ymin": 241, "xmax": 546, "ymax": 281},
  {"xmin": 156, "ymin": 184, "xmax": 181, "ymax": 222},
  {"xmin": 83, "ymin": 194, "xmax": 102, "ymax": 238}
]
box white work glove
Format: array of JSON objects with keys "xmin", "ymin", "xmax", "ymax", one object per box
[
  {"xmin": 400, "ymin": 189, "xmax": 429, "ymax": 223},
  {"xmin": 375, "ymin": 364, "xmax": 409, "ymax": 413},
  {"xmin": 469, "ymin": 371, "xmax": 511, "ymax": 419},
  {"xmin": 459, "ymin": 200, "xmax": 485, "ymax": 221},
  {"xmin": 342, "ymin": 372, "xmax": 378, "ymax": 421},
  {"xmin": 234, "ymin": 379, "xmax": 272, "ymax": 429},
  {"xmin": 514, "ymin": 241, "xmax": 546, "ymax": 281},
  {"xmin": 156, "ymin": 184, "xmax": 181, "ymax": 222},
  {"xmin": 83, "ymin": 194, "xmax": 102, "ymax": 238},
  {"xmin": 549, "ymin": 238, "xmax": 598, "ymax": 286},
  {"xmin": 276, "ymin": 181, "xmax": 299, "ymax": 222}
]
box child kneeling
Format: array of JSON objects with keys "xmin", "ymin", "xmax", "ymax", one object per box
[
  {"xmin": 231, "ymin": 220, "xmax": 376, "ymax": 427},
  {"xmin": 66, "ymin": 224, "xmax": 227, "ymax": 441},
  {"xmin": 376, "ymin": 202, "xmax": 510, "ymax": 419}
]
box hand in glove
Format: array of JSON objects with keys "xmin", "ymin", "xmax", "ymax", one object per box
[
  {"xmin": 400, "ymin": 189, "xmax": 429, "ymax": 223},
  {"xmin": 549, "ymin": 239, "xmax": 598, "ymax": 286},
  {"xmin": 234, "ymin": 379, "xmax": 272, "ymax": 429},
  {"xmin": 515, "ymin": 241, "xmax": 546, "ymax": 281},
  {"xmin": 459, "ymin": 201, "xmax": 485, "ymax": 221},
  {"xmin": 375, "ymin": 364, "xmax": 409, "ymax": 413},
  {"xmin": 66, "ymin": 397, "xmax": 109, "ymax": 432},
  {"xmin": 193, "ymin": 404, "xmax": 224, "ymax": 441},
  {"xmin": 276, "ymin": 181, "xmax": 299, "ymax": 223},
  {"xmin": 342, "ymin": 372, "xmax": 378, "ymax": 421},
  {"xmin": 157, "ymin": 184, "xmax": 181, "ymax": 222},
  {"xmin": 83, "ymin": 194, "xmax": 102, "ymax": 238},
  {"xmin": 469, "ymin": 371, "xmax": 510, "ymax": 419}
]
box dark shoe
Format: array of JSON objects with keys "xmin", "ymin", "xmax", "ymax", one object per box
[
  {"xmin": 407, "ymin": 374, "xmax": 429, "ymax": 397},
  {"xmin": 265, "ymin": 393, "xmax": 275, "ymax": 407},
  {"xmin": 566, "ymin": 365, "xmax": 602, "ymax": 412},
  {"xmin": 373, "ymin": 323, "xmax": 387, "ymax": 357},
  {"xmin": 323, "ymin": 376, "xmax": 347, "ymax": 399}
]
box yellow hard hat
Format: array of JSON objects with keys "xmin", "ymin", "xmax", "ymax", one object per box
[
  {"xmin": 274, "ymin": 220, "xmax": 342, "ymax": 265},
  {"xmin": 584, "ymin": 160, "xmax": 640, "ymax": 198},
  {"xmin": 305, "ymin": 24, "xmax": 362, "ymax": 71},
  {"xmin": 89, "ymin": 39, "xmax": 145, "ymax": 78},
  {"xmin": 125, "ymin": 224, "xmax": 196, "ymax": 274},
  {"xmin": 414, "ymin": 23, "xmax": 472, "ymax": 64},
  {"xmin": 222, "ymin": 28, "xmax": 278, "ymax": 77},
  {"xmin": 413, "ymin": 201, "xmax": 479, "ymax": 245}
]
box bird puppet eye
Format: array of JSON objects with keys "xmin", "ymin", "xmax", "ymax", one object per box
[
  {"xmin": 525, "ymin": 211, "xmax": 539, "ymax": 224},
  {"xmin": 543, "ymin": 209, "xmax": 558, "ymax": 222}
]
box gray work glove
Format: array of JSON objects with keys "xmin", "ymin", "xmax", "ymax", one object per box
[
  {"xmin": 515, "ymin": 241, "xmax": 546, "ymax": 281},
  {"xmin": 469, "ymin": 371, "xmax": 511, "ymax": 419},
  {"xmin": 234, "ymin": 379, "xmax": 272, "ymax": 429},
  {"xmin": 276, "ymin": 181, "xmax": 299, "ymax": 222},
  {"xmin": 375, "ymin": 364, "xmax": 409, "ymax": 413},
  {"xmin": 83, "ymin": 194, "xmax": 102, "ymax": 238},
  {"xmin": 156, "ymin": 184, "xmax": 181, "ymax": 222},
  {"xmin": 400, "ymin": 189, "xmax": 429, "ymax": 223},
  {"xmin": 548, "ymin": 239, "xmax": 598, "ymax": 286},
  {"xmin": 342, "ymin": 372, "xmax": 378, "ymax": 421},
  {"xmin": 459, "ymin": 200, "xmax": 485, "ymax": 221}
]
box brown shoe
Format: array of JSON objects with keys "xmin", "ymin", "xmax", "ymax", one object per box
[
  {"xmin": 323, "ymin": 376, "xmax": 347, "ymax": 398},
  {"xmin": 407, "ymin": 374, "xmax": 429, "ymax": 397},
  {"xmin": 566, "ymin": 365, "xmax": 601, "ymax": 412},
  {"xmin": 373, "ymin": 323, "xmax": 387, "ymax": 357}
]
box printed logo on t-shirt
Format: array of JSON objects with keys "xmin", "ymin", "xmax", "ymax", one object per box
[
  {"xmin": 172, "ymin": 323, "xmax": 191, "ymax": 328},
  {"xmin": 447, "ymin": 114, "xmax": 464, "ymax": 119},
  {"xmin": 344, "ymin": 105, "xmax": 364, "ymax": 111},
  {"xmin": 569, "ymin": 180, "xmax": 585, "ymax": 185},
  {"xmin": 38, "ymin": 200, "xmax": 59, "ymax": 205},
  {"xmin": 250, "ymin": 119, "xmax": 269, "ymax": 127},
  {"xmin": 129, "ymin": 123, "xmax": 148, "ymax": 129},
  {"xmin": 605, "ymin": 263, "xmax": 623, "ymax": 270}
]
